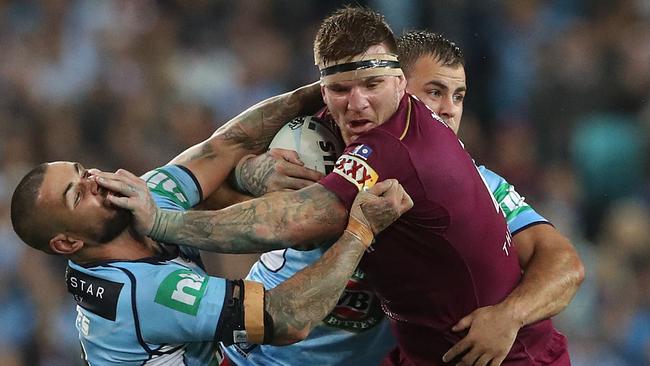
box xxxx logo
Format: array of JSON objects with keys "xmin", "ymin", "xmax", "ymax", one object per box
[{"xmin": 333, "ymin": 155, "xmax": 379, "ymax": 191}]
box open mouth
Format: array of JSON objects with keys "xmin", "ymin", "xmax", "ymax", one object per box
[{"xmin": 348, "ymin": 119, "xmax": 372, "ymax": 129}]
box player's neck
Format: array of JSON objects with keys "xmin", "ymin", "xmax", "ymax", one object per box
[{"xmin": 70, "ymin": 229, "xmax": 162, "ymax": 265}]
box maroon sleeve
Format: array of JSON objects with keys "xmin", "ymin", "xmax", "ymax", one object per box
[{"xmin": 319, "ymin": 130, "xmax": 413, "ymax": 211}]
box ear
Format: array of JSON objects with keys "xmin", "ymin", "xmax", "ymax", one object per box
[
  {"xmin": 397, "ymin": 74, "xmax": 407, "ymax": 93},
  {"xmin": 320, "ymin": 83, "xmax": 327, "ymax": 104},
  {"xmin": 49, "ymin": 233, "xmax": 84, "ymax": 255}
]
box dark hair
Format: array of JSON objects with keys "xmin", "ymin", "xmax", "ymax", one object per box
[
  {"xmin": 10, "ymin": 163, "xmax": 54, "ymax": 253},
  {"xmin": 397, "ymin": 30, "xmax": 465, "ymax": 76},
  {"xmin": 314, "ymin": 6, "xmax": 397, "ymax": 66}
]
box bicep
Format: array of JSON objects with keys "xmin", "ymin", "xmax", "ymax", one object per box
[
  {"xmin": 513, "ymin": 224, "xmax": 570, "ymax": 270},
  {"xmin": 141, "ymin": 273, "xmax": 228, "ymax": 344},
  {"xmin": 170, "ymin": 135, "xmax": 241, "ymax": 200}
]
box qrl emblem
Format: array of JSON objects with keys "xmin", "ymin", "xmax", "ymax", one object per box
[{"xmin": 333, "ymin": 155, "xmax": 379, "ymax": 191}]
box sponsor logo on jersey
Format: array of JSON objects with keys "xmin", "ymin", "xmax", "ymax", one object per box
[
  {"xmin": 155, "ymin": 269, "xmax": 208, "ymax": 315},
  {"xmin": 141, "ymin": 169, "xmax": 191, "ymax": 210},
  {"xmin": 323, "ymin": 268, "xmax": 384, "ymax": 332},
  {"xmin": 349, "ymin": 144, "xmax": 373, "ymax": 160},
  {"xmin": 492, "ymin": 182, "xmax": 532, "ymax": 222},
  {"xmin": 333, "ymin": 155, "xmax": 378, "ymax": 191},
  {"xmin": 66, "ymin": 266, "xmax": 124, "ymax": 321}
]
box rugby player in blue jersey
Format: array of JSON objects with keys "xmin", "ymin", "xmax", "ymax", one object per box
[
  {"xmin": 10, "ymin": 83, "xmax": 412, "ymax": 365},
  {"xmin": 226, "ymin": 31, "xmax": 584, "ymax": 366}
]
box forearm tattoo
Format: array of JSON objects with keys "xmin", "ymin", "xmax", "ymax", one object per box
[
  {"xmin": 265, "ymin": 231, "xmax": 366, "ymax": 344},
  {"xmin": 149, "ymin": 185, "xmax": 346, "ymax": 253},
  {"xmin": 239, "ymin": 154, "xmax": 277, "ymax": 197},
  {"xmin": 218, "ymin": 83, "xmax": 322, "ymax": 154}
]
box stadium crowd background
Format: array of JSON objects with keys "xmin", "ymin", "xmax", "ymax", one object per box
[{"xmin": 0, "ymin": 0, "xmax": 648, "ymax": 365}]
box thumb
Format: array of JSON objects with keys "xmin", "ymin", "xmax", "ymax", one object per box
[
  {"xmin": 452, "ymin": 314, "xmax": 473, "ymax": 332},
  {"xmin": 366, "ymin": 179, "xmax": 397, "ymax": 196},
  {"xmin": 270, "ymin": 148, "xmax": 304, "ymax": 166}
]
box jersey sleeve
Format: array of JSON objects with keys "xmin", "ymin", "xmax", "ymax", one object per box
[
  {"xmin": 319, "ymin": 131, "xmax": 413, "ymax": 211},
  {"xmin": 477, "ymin": 165, "xmax": 549, "ymax": 235},
  {"xmin": 135, "ymin": 263, "xmax": 227, "ymax": 344},
  {"xmin": 140, "ymin": 165, "xmax": 203, "ymax": 211}
]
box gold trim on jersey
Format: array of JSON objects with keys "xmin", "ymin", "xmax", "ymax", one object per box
[{"xmin": 399, "ymin": 98, "xmax": 412, "ymax": 141}]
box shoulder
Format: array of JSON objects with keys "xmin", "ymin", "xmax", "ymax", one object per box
[{"xmin": 141, "ymin": 165, "xmax": 203, "ymax": 210}]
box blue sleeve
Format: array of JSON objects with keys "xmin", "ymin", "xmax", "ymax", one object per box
[
  {"xmin": 477, "ymin": 165, "xmax": 549, "ymax": 235},
  {"xmin": 140, "ymin": 165, "xmax": 202, "ymax": 211},
  {"xmin": 135, "ymin": 263, "xmax": 227, "ymax": 344}
]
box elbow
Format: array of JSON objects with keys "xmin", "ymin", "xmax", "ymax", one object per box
[
  {"xmin": 573, "ymin": 253, "xmax": 586, "ymax": 288},
  {"xmin": 276, "ymin": 328, "xmax": 311, "ymax": 346},
  {"xmin": 269, "ymin": 317, "xmax": 314, "ymax": 346},
  {"xmin": 564, "ymin": 237, "xmax": 586, "ymax": 288}
]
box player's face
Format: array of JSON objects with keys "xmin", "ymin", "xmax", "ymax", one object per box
[
  {"xmin": 321, "ymin": 44, "xmax": 407, "ymax": 145},
  {"xmin": 405, "ymin": 55, "xmax": 466, "ymax": 134},
  {"xmin": 36, "ymin": 162, "xmax": 130, "ymax": 244}
]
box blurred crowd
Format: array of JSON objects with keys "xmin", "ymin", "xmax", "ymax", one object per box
[{"xmin": 0, "ymin": 0, "xmax": 648, "ymax": 365}]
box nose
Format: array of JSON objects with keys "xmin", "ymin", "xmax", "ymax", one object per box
[
  {"xmin": 438, "ymin": 95, "xmax": 457, "ymax": 120},
  {"xmin": 347, "ymin": 87, "xmax": 370, "ymax": 112},
  {"xmin": 81, "ymin": 174, "xmax": 100, "ymax": 195}
]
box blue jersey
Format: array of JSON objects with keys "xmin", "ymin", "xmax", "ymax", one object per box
[
  {"xmin": 225, "ymin": 165, "xmax": 549, "ymax": 366},
  {"xmin": 67, "ymin": 165, "xmax": 226, "ymax": 365},
  {"xmin": 477, "ymin": 165, "xmax": 549, "ymax": 234}
]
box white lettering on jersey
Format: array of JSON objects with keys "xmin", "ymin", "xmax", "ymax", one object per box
[
  {"xmin": 502, "ymin": 231, "xmax": 513, "ymax": 256},
  {"xmin": 76, "ymin": 306, "xmax": 91, "ymax": 336},
  {"xmin": 69, "ymin": 276, "xmax": 105, "ymax": 299},
  {"xmin": 171, "ymin": 273, "xmax": 204, "ymax": 306}
]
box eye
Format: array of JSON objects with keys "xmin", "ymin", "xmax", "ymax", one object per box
[
  {"xmin": 74, "ymin": 191, "xmax": 82, "ymax": 207},
  {"xmin": 453, "ymin": 93, "xmax": 465, "ymax": 103},
  {"xmin": 328, "ymin": 85, "xmax": 348, "ymax": 93},
  {"xmin": 427, "ymin": 89, "xmax": 442, "ymax": 98}
]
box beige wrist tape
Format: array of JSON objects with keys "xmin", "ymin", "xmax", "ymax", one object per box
[
  {"xmin": 345, "ymin": 215, "xmax": 374, "ymax": 248},
  {"xmin": 243, "ymin": 280, "xmax": 265, "ymax": 344}
]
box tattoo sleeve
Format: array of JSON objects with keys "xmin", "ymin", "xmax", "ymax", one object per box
[
  {"xmin": 238, "ymin": 153, "xmax": 277, "ymax": 197},
  {"xmin": 211, "ymin": 82, "xmax": 323, "ymax": 154},
  {"xmin": 150, "ymin": 184, "xmax": 347, "ymax": 253},
  {"xmin": 264, "ymin": 231, "xmax": 367, "ymax": 345},
  {"xmin": 169, "ymin": 82, "xmax": 323, "ymax": 198}
]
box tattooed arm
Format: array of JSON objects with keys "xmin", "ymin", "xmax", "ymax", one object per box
[
  {"xmin": 169, "ymin": 82, "xmax": 322, "ymax": 199},
  {"xmin": 94, "ymin": 169, "xmax": 349, "ymax": 253},
  {"xmin": 265, "ymin": 231, "xmax": 367, "ymax": 343},
  {"xmin": 263, "ymin": 179, "xmax": 413, "ymax": 344},
  {"xmin": 149, "ymin": 184, "xmax": 347, "ymax": 253},
  {"xmin": 236, "ymin": 148, "xmax": 324, "ymax": 197}
]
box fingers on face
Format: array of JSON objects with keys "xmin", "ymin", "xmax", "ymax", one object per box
[
  {"xmin": 94, "ymin": 174, "xmax": 138, "ymax": 197},
  {"xmin": 106, "ymin": 194, "xmax": 130, "ymax": 209}
]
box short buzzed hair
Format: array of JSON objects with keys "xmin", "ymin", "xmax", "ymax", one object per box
[
  {"xmin": 11, "ymin": 163, "xmax": 55, "ymax": 253},
  {"xmin": 397, "ymin": 30, "xmax": 465, "ymax": 77},
  {"xmin": 314, "ymin": 6, "xmax": 397, "ymax": 66}
]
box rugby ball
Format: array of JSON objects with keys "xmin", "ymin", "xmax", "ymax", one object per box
[{"xmin": 269, "ymin": 116, "xmax": 344, "ymax": 175}]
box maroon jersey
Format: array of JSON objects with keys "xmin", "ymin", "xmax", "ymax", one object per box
[{"xmin": 319, "ymin": 94, "xmax": 569, "ymax": 365}]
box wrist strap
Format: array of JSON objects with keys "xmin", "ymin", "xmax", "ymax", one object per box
[
  {"xmin": 345, "ymin": 215, "xmax": 374, "ymax": 248},
  {"xmin": 234, "ymin": 154, "xmax": 258, "ymax": 193},
  {"xmin": 243, "ymin": 280, "xmax": 265, "ymax": 344},
  {"xmin": 148, "ymin": 209, "xmax": 183, "ymax": 243}
]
